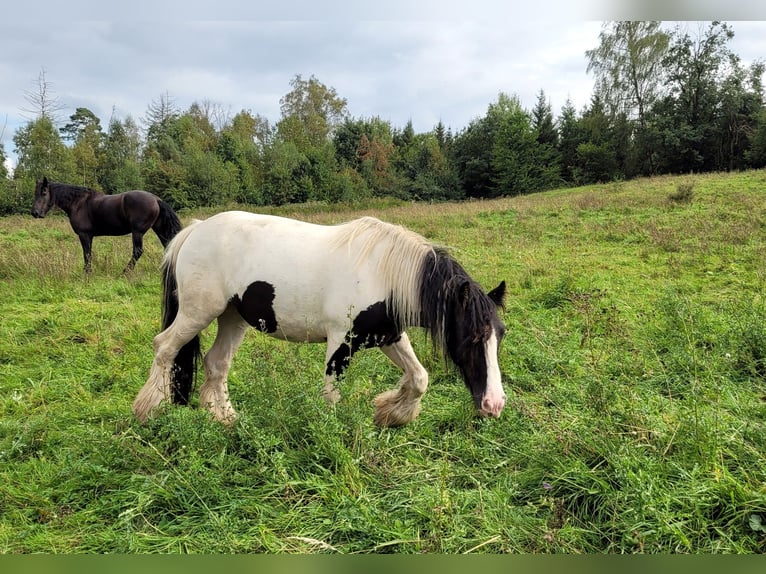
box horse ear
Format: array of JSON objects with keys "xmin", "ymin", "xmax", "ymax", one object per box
[
  {"xmin": 42, "ymin": 176, "xmax": 48, "ymax": 188},
  {"xmin": 487, "ymin": 280, "xmax": 507, "ymax": 310}
]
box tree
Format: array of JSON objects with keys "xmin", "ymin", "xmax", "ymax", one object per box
[
  {"xmin": 261, "ymin": 140, "xmax": 311, "ymax": 205},
  {"xmin": 489, "ymin": 93, "xmax": 560, "ymax": 195},
  {"xmin": 277, "ymin": 74, "xmax": 349, "ymax": 151},
  {"xmin": 575, "ymin": 92, "xmax": 620, "ymax": 183},
  {"xmin": 182, "ymin": 144, "xmax": 239, "ymax": 207},
  {"xmin": 217, "ymin": 110, "xmax": 269, "ymax": 204},
  {"xmin": 392, "ymin": 131, "xmax": 461, "ymax": 201},
  {"xmin": 586, "ymin": 21, "xmax": 669, "ymax": 175},
  {"xmin": 20, "ymin": 68, "xmax": 66, "ymax": 122},
  {"xmin": 452, "ymin": 115, "xmax": 496, "ymax": 198},
  {"xmin": 586, "ymin": 21, "xmax": 670, "ymax": 126},
  {"xmin": 143, "ymin": 92, "xmax": 181, "ymax": 145},
  {"xmin": 141, "ymin": 106, "xmax": 186, "ymax": 207},
  {"xmin": 531, "ymin": 90, "xmax": 562, "ymax": 185},
  {"xmin": 333, "ymin": 116, "xmax": 396, "ymax": 197},
  {"xmin": 655, "ymin": 21, "xmax": 740, "ymax": 172},
  {"xmin": 191, "ymin": 99, "xmax": 232, "ymax": 132},
  {"xmin": 0, "ymin": 140, "xmax": 26, "ymax": 215},
  {"xmin": 557, "ymin": 98, "xmax": 587, "ymax": 184},
  {"xmin": 746, "ymin": 108, "xmax": 766, "ymax": 168},
  {"xmin": 393, "ymin": 120, "xmax": 415, "ymax": 148},
  {"xmin": 60, "ymin": 108, "xmax": 101, "ymax": 142},
  {"xmin": 61, "ymin": 108, "xmax": 104, "ymax": 188},
  {"xmin": 271, "ymin": 75, "xmax": 349, "ymax": 203},
  {"xmin": 531, "ymin": 90, "xmax": 559, "ymax": 148},
  {"xmin": 716, "ymin": 54, "xmax": 764, "ymax": 170},
  {"xmin": 12, "ymin": 115, "xmax": 75, "ymax": 183},
  {"xmin": 0, "ymin": 141, "xmax": 7, "ymax": 181},
  {"xmin": 99, "ymin": 114, "xmax": 143, "ymax": 193}
]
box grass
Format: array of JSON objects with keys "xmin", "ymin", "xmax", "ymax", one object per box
[{"xmin": 1, "ymin": 171, "xmax": 765, "ymax": 553}]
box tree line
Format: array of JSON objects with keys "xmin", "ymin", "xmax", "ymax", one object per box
[{"xmin": 1, "ymin": 21, "xmax": 764, "ymax": 215}]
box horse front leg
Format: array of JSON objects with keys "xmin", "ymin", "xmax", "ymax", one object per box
[
  {"xmin": 125, "ymin": 231, "xmax": 144, "ymax": 273},
  {"xmin": 323, "ymin": 331, "xmax": 363, "ymax": 405},
  {"xmin": 77, "ymin": 233, "xmax": 93, "ymax": 274},
  {"xmin": 199, "ymin": 305, "xmax": 249, "ymax": 424},
  {"xmin": 373, "ymin": 332, "xmax": 429, "ymax": 427}
]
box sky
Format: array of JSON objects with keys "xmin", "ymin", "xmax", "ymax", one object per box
[{"xmin": 2, "ymin": 3, "xmax": 766, "ymax": 174}]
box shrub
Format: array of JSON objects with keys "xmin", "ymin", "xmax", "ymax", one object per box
[
  {"xmin": 0, "ymin": 179, "xmax": 34, "ymax": 216},
  {"xmin": 668, "ymin": 181, "xmax": 695, "ymax": 203}
]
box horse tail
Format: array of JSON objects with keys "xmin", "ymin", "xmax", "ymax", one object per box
[
  {"xmin": 160, "ymin": 221, "xmax": 202, "ymax": 405},
  {"xmin": 153, "ymin": 199, "xmax": 183, "ymax": 247}
]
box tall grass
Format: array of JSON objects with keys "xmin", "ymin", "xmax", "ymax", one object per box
[{"xmin": 1, "ymin": 172, "xmax": 765, "ymax": 553}]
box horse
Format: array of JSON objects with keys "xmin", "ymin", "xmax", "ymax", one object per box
[
  {"xmin": 132, "ymin": 211, "xmax": 508, "ymax": 427},
  {"xmin": 31, "ymin": 177, "xmax": 183, "ymax": 273}
]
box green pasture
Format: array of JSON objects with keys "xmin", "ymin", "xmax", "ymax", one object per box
[{"xmin": 1, "ymin": 171, "xmax": 765, "ymax": 553}]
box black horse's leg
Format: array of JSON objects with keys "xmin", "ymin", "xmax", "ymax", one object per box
[
  {"xmin": 78, "ymin": 233, "xmax": 93, "ymax": 274},
  {"xmin": 125, "ymin": 231, "xmax": 144, "ymax": 273}
]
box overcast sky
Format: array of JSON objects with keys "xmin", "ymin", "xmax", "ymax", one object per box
[{"xmin": 2, "ymin": 5, "xmax": 766, "ymax": 173}]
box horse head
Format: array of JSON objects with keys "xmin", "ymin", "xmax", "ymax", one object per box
[
  {"xmin": 446, "ymin": 279, "xmax": 507, "ymax": 418},
  {"xmin": 32, "ymin": 177, "xmax": 53, "ymax": 218}
]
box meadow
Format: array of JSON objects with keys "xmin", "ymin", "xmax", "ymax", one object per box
[{"xmin": 0, "ymin": 171, "xmax": 765, "ymax": 553}]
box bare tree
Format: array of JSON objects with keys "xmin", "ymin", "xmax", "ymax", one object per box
[
  {"xmin": 195, "ymin": 99, "xmax": 232, "ymax": 132},
  {"xmin": 143, "ymin": 92, "xmax": 179, "ymax": 130},
  {"xmin": 20, "ymin": 68, "xmax": 66, "ymax": 122}
]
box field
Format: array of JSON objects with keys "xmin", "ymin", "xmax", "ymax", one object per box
[{"xmin": 1, "ymin": 172, "xmax": 765, "ymax": 553}]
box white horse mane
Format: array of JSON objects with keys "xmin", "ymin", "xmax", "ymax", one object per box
[{"xmin": 332, "ymin": 216, "xmax": 436, "ymax": 328}]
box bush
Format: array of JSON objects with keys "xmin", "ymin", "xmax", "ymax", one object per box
[{"xmin": 668, "ymin": 181, "xmax": 695, "ymax": 203}]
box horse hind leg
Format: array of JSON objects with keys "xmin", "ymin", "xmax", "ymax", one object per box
[
  {"xmin": 132, "ymin": 311, "xmax": 210, "ymax": 423},
  {"xmin": 124, "ymin": 231, "xmax": 144, "ymax": 273},
  {"xmin": 199, "ymin": 305, "xmax": 249, "ymax": 424},
  {"xmin": 373, "ymin": 332, "xmax": 429, "ymax": 427}
]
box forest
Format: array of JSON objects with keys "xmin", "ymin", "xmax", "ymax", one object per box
[{"xmin": 1, "ymin": 21, "xmax": 764, "ymax": 214}]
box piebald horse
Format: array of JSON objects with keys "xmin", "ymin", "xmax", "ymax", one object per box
[{"xmin": 133, "ymin": 211, "xmax": 507, "ymax": 427}]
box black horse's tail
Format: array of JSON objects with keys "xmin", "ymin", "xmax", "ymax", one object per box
[
  {"xmin": 161, "ymin": 226, "xmax": 201, "ymax": 404},
  {"xmin": 153, "ymin": 199, "xmax": 183, "ymax": 247}
]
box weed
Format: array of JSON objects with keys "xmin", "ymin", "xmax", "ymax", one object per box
[{"xmin": 668, "ymin": 181, "xmax": 695, "ymax": 204}]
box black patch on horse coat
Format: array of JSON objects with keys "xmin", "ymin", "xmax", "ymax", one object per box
[
  {"xmin": 325, "ymin": 301, "xmax": 402, "ymax": 378},
  {"xmin": 232, "ymin": 281, "xmax": 278, "ymax": 333}
]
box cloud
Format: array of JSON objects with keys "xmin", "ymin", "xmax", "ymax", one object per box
[
  {"xmin": 1, "ymin": 17, "xmax": 764, "ymax": 172},
  {"xmin": 1, "ymin": 21, "xmax": 601, "ymax": 143}
]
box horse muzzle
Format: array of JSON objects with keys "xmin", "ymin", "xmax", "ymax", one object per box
[{"xmin": 478, "ymin": 393, "xmax": 506, "ymax": 418}]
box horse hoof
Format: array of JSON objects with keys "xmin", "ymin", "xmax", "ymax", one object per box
[
  {"xmin": 322, "ymin": 386, "xmax": 341, "ymax": 406},
  {"xmin": 373, "ymin": 390, "xmax": 421, "ymax": 427}
]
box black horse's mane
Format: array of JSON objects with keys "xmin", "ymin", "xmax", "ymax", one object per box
[
  {"xmin": 417, "ymin": 247, "xmax": 498, "ymax": 358},
  {"xmin": 49, "ymin": 182, "xmax": 100, "ymax": 210},
  {"xmin": 50, "ymin": 182, "xmax": 100, "ymax": 194}
]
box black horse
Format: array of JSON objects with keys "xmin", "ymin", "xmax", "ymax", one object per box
[{"xmin": 32, "ymin": 177, "xmax": 183, "ymax": 273}]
